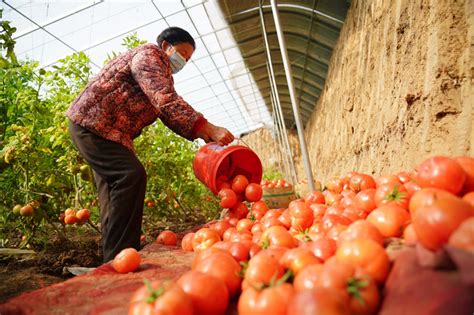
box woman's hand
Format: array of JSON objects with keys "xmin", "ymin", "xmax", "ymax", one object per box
[{"xmin": 197, "ymin": 121, "xmax": 234, "ymax": 146}]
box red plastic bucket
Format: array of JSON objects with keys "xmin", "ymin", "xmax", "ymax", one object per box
[{"xmin": 193, "ymin": 143, "xmax": 263, "ymax": 195}]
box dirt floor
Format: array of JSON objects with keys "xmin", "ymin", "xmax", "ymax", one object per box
[{"xmin": 0, "ymin": 232, "xmax": 102, "ymax": 303}]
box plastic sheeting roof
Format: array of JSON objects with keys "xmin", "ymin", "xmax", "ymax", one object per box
[
  {"xmin": 1, "ymin": 0, "xmax": 274, "ymax": 137},
  {"xmin": 218, "ymin": 0, "xmax": 350, "ymax": 129}
]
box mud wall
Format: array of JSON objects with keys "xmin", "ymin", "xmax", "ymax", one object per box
[{"xmin": 245, "ymin": 0, "xmax": 473, "ymax": 184}]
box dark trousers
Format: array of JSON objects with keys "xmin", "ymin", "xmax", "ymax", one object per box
[{"xmin": 68, "ymin": 120, "xmax": 146, "ymax": 262}]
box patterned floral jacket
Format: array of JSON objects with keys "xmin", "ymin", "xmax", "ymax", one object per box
[{"xmin": 66, "ymin": 43, "xmax": 206, "ymax": 152}]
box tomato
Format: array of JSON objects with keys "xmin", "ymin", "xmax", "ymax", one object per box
[
  {"xmin": 293, "ymin": 264, "xmax": 324, "ymax": 291},
  {"xmin": 349, "ymin": 174, "xmax": 376, "ymax": 193},
  {"xmin": 250, "ymin": 201, "xmax": 269, "ymax": 220},
  {"xmin": 245, "ymin": 183, "xmax": 263, "ymax": 202},
  {"xmin": 210, "ymin": 220, "xmax": 232, "ymax": 238},
  {"xmin": 326, "ymin": 225, "xmax": 349, "ymax": 242},
  {"xmin": 289, "ymin": 200, "xmax": 314, "ymax": 231},
  {"xmin": 231, "ymin": 202, "xmax": 249, "ymax": 219},
  {"xmin": 338, "ymin": 220, "xmax": 384, "ymax": 246},
  {"xmin": 403, "ymin": 224, "xmax": 418, "ymax": 245},
  {"xmin": 177, "ymin": 271, "xmax": 229, "ymax": 315},
  {"xmin": 64, "ymin": 208, "xmax": 75, "ymax": 217},
  {"xmin": 223, "ymin": 227, "xmax": 237, "ymax": 242},
  {"xmin": 219, "ymin": 188, "xmax": 238, "ymax": 208},
  {"xmin": 325, "ymin": 206, "xmax": 344, "ymax": 216},
  {"xmin": 310, "ymin": 204, "xmax": 327, "ymax": 221},
  {"xmin": 227, "ymin": 217, "xmax": 239, "ymax": 226},
  {"xmin": 416, "ymin": 156, "xmax": 466, "ymax": 195},
  {"xmin": 279, "ymin": 247, "xmax": 322, "ymax": 274},
  {"xmin": 342, "ymin": 207, "xmax": 367, "ymax": 221},
  {"xmin": 376, "ymin": 175, "xmax": 402, "ymax": 187},
  {"xmin": 251, "ymin": 222, "xmax": 264, "ymax": 234},
  {"xmin": 218, "ymin": 181, "xmax": 231, "ymax": 191},
  {"xmin": 112, "ymin": 248, "xmax": 141, "ymax": 273},
  {"xmin": 327, "ymin": 178, "xmax": 344, "ymax": 193},
  {"xmin": 244, "ymin": 250, "xmax": 285, "ymax": 288},
  {"xmin": 455, "ymin": 156, "xmax": 474, "ymax": 193},
  {"xmin": 448, "ymin": 217, "xmax": 474, "ymax": 252},
  {"xmin": 64, "ymin": 214, "xmax": 78, "ymax": 225},
  {"xmin": 408, "ymin": 188, "xmax": 455, "ymax": 216},
  {"xmin": 404, "ymin": 181, "xmax": 421, "ymax": 197},
  {"xmin": 193, "ymin": 250, "xmax": 242, "ymax": 297},
  {"xmin": 238, "ymin": 283, "xmax": 294, "ymax": 315},
  {"xmin": 304, "ymin": 191, "xmax": 325, "ymax": 205},
  {"xmin": 397, "ymin": 171, "xmax": 413, "ymax": 184},
  {"xmin": 232, "ymin": 175, "xmax": 249, "ymax": 194},
  {"xmin": 76, "ymin": 209, "xmax": 90, "ymax": 222},
  {"xmin": 353, "ymin": 189, "xmax": 377, "ymax": 213},
  {"xmin": 263, "ymin": 208, "xmax": 284, "ymax": 220},
  {"xmin": 278, "ymin": 210, "xmax": 292, "ymax": 229},
  {"xmin": 463, "ymin": 192, "xmax": 474, "ymax": 208},
  {"xmin": 336, "ymin": 239, "xmax": 390, "ymax": 283},
  {"xmin": 128, "ymin": 280, "xmax": 193, "ymax": 315},
  {"xmin": 146, "ymin": 200, "xmax": 155, "ymax": 208},
  {"xmin": 230, "ymin": 230, "xmax": 253, "ymax": 243},
  {"xmin": 412, "ymin": 195, "xmax": 473, "ymax": 251},
  {"xmin": 181, "ymin": 233, "xmax": 195, "ymax": 251},
  {"xmin": 237, "ymin": 218, "xmax": 255, "ymax": 232},
  {"xmin": 192, "ymin": 228, "xmax": 221, "ymax": 253},
  {"xmin": 301, "ymin": 237, "xmax": 337, "ymax": 261},
  {"xmin": 288, "ymin": 287, "xmax": 351, "ymax": 315},
  {"xmin": 324, "ymin": 191, "xmax": 343, "ymax": 206},
  {"xmin": 319, "ymin": 215, "xmax": 352, "ymax": 234},
  {"xmin": 340, "ymin": 196, "xmax": 355, "ymax": 208},
  {"xmin": 156, "ymin": 230, "xmax": 177, "ymax": 246},
  {"xmin": 367, "ymin": 205, "xmax": 410, "ymax": 238},
  {"xmin": 261, "ymin": 226, "xmax": 296, "ymax": 248},
  {"xmin": 261, "ymin": 217, "xmax": 284, "ymax": 230},
  {"xmin": 374, "ymin": 183, "xmax": 409, "ymax": 209},
  {"xmin": 227, "ymin": 241, "xmax": 251, "ymax": 262}
]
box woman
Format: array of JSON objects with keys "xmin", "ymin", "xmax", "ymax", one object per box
[{"xmin": 66, "ymin": 27, "xmax": 234, "ymax": 262}]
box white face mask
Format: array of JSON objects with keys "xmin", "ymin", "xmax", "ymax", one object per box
[{"xmin": 168, "ymin": 48, "xmax": 187, "ymax": 74}]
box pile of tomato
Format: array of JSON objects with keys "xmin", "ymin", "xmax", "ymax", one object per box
[{"xmin": 115, "ymin": 155, "xmax": 473, "ymax": 315}]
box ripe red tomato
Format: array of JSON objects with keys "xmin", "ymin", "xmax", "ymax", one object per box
[
  {"xmin": 223, "ymin": 227, "xmax": 237, "ymax": 242},
  {"xmin": 304, "ymin": 191, "xmax": 325, "ymax": 205},
  {"xmin": 244, "ymin": 250, "xmax": 285, "ymax": 288},
  {"xmin": 219, "ymin": 188, "xmax": 238, "ymax": 208},
  {"xmin": 403, "ymin": 224, "xmax": 418, "ymax": 245},
  {"xmin": 236, "ymin": 218, "xmax": 255, "ymax": 232},
  {"xmin": 326, "ymin": 225, "xmax": 349, "ymax": 242},
  {"xmin": 279, "ymin": 247, "xmax": 322, "ymax": 274},
  {"xmin": 232, "ymin": 175, "xmax": 249, "ymax": 194},
  {"xmin": 397, "ymin": 171, "xmax": 413, "ymax": 184},
  {"xmin": 263, "ymin": 208, "xmax": 284, "ymax": 220},
  {"xmin": 404, "ymin": 181, "xmax": 421, "ymax": 197},
  {"xmin": 338, "ymin": 220, "xmax": 384, "ymax": 246},
  {"xmin": 301, "ymin": 237, "xmax": 337, "ymax": 261},
  {"xmin": 230, "ymin": 202, "xmax": 249, "ymax": 219},
  {"xmin": 376, "ymin": 175, "xmax": 402, "ymax": 187},
  {"xmin": 64, "ymin": 208, "xmax": 76, "ymax": 217},
  {"xmin": 327, "ymin": 178, "xmax": 344, "ymax": 193},
  {"xmin": 146, "ymin": 200, "xmax": 155, "ymax": 208},
  {"xmin": 412, "ymin": 195, "xmax": 473, "ymax": 251},
  {"xmin": 192, "ymin": 228, "xmax": 221, "ymax": 253},
  {"xmin": 251, "ymin": 222, "xmax": 264, "ymax": 234},
  {"xmin": 261, "ymin": 226, "xmax": 296, "ymax": 249},
  {"xmin": 288, "ymin": 287, "xmax": 351, "ymax": 315},
  {"xmin": 289, "ymin": 200, "xmax": 314, "ymax": 231},
  {"xmin": 250, "ymin": 200, "xmax": 269, "ymax": 220},
  {"xmin": 245, "ymin": 183, "xmax": 263, "ymax": 202},
  {"xmin": 463, "ymin": 192, "xmax": 474, "ymax": 208},
  {"xmin": 177, "ymin": 271, "xmax": 229, "ymax": 315},
  {"xmin": 193, "ymin": 250, "xmax": 242, "ymax": 297},
  {"xmin": 181, "ymin": 233, "xmax": 195, "ymax": 251},
  {"xmin": 210, "ymin": 220, "xmax": 232, "ymax": 238},
  {"xmin": 448, "ymin": 217, "xmax": 474, "ymax": 253},
  {"xmin": 319, "ymin": 214, "xmax": 352, "ymax": 234},
  {"xmin": 366, "ymin": 205, "xmax": 410, "ymax": 238},
  {"xmin": 349, "ymin": 174, "xmax": 376, "ymax": 193},
  {"xmin": 293, "ymin": 264, "xmax": 324, "ymax": 291},
  {"xmin": 336, "ymin": 239, "xmax": 390, "ymax": 283},
  {"xmin": 278, "ymin": 210, "xmax": 292, "ymax": 229},
  {"xmin": 238, "ymin": 283, "xmax": 294, "ymax": 315},
  {"xmin": 76, "ymin": 209, "xmax": 90, "ymax": 222},
  {"xmin": 128, "ymin": 280, "xmax": 193, "ymax": 315},
  {"xmin": 324, "ymin": 191, "xmax": 343, "ymax": 206},
  {"xmin": 64, "ymin": 214, "xmax": 78, "ymax": 225},
  {"xmin": 353, "ymin": 189, "xmax": 377, "ymax": 213},
  {"xmin": 156, "ymin": 230, "xmax": 177, "ymax": 246},
  {"xmin": 262, "ymin": 217, "xmax": 284, "ymax": 230},
  {"xmin": 409, "ymin": 188, "xmax": 458, "ymax": 216},
  {"xmin": 416, "ymin": 156, "xmax": 466, "ymax": 195},
  {"xmin": 112, "ymin": 248, "xmax": 141, "ymax": 273},
  {"xmin": 455, "ymin": 156, "xmax": 474, "ymax": 193},
  {"xmin": 374, "ymin": 183, "xmax": 409, "ymax": 209}
]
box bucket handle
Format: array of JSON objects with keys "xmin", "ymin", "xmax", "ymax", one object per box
[{"xmin": 234, "ymin": 137, "xmax": 251, "ymax": 147}]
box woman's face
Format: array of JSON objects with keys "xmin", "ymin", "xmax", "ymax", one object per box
[{"xmin": 162, "ymin": 40, "xmax": 194, "ymax": 62}]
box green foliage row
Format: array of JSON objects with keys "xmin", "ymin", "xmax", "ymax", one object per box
[{"xmin": 0, "ymin": 11, "xmax": 219, "ymax": 248}]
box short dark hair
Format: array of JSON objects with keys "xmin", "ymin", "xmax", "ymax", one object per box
[{"xmin": 157, "ymin": 27, "xmax": 196, "ymax": 50}]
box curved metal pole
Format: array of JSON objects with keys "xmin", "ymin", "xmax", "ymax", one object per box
[
  {"xmin": 270, "ymin": 0, "xmax": 315, "ymax": 191},
  {"xmin": 259, "ymin": 2, "xmax": 298, "ymax": 184}
]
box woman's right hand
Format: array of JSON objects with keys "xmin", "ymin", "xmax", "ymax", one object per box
[{"xmin": 197, "ymin": 122, "xmax": 234, "ymax": 146}]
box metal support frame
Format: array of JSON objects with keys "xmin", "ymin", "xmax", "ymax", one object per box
[
  {"xmin": 270, "ymin": 0, "xmax": 315, "ymax": 191},
  {"xmin": 259, "ymin": 1, "xmax": 297, "ymax": 184}
]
